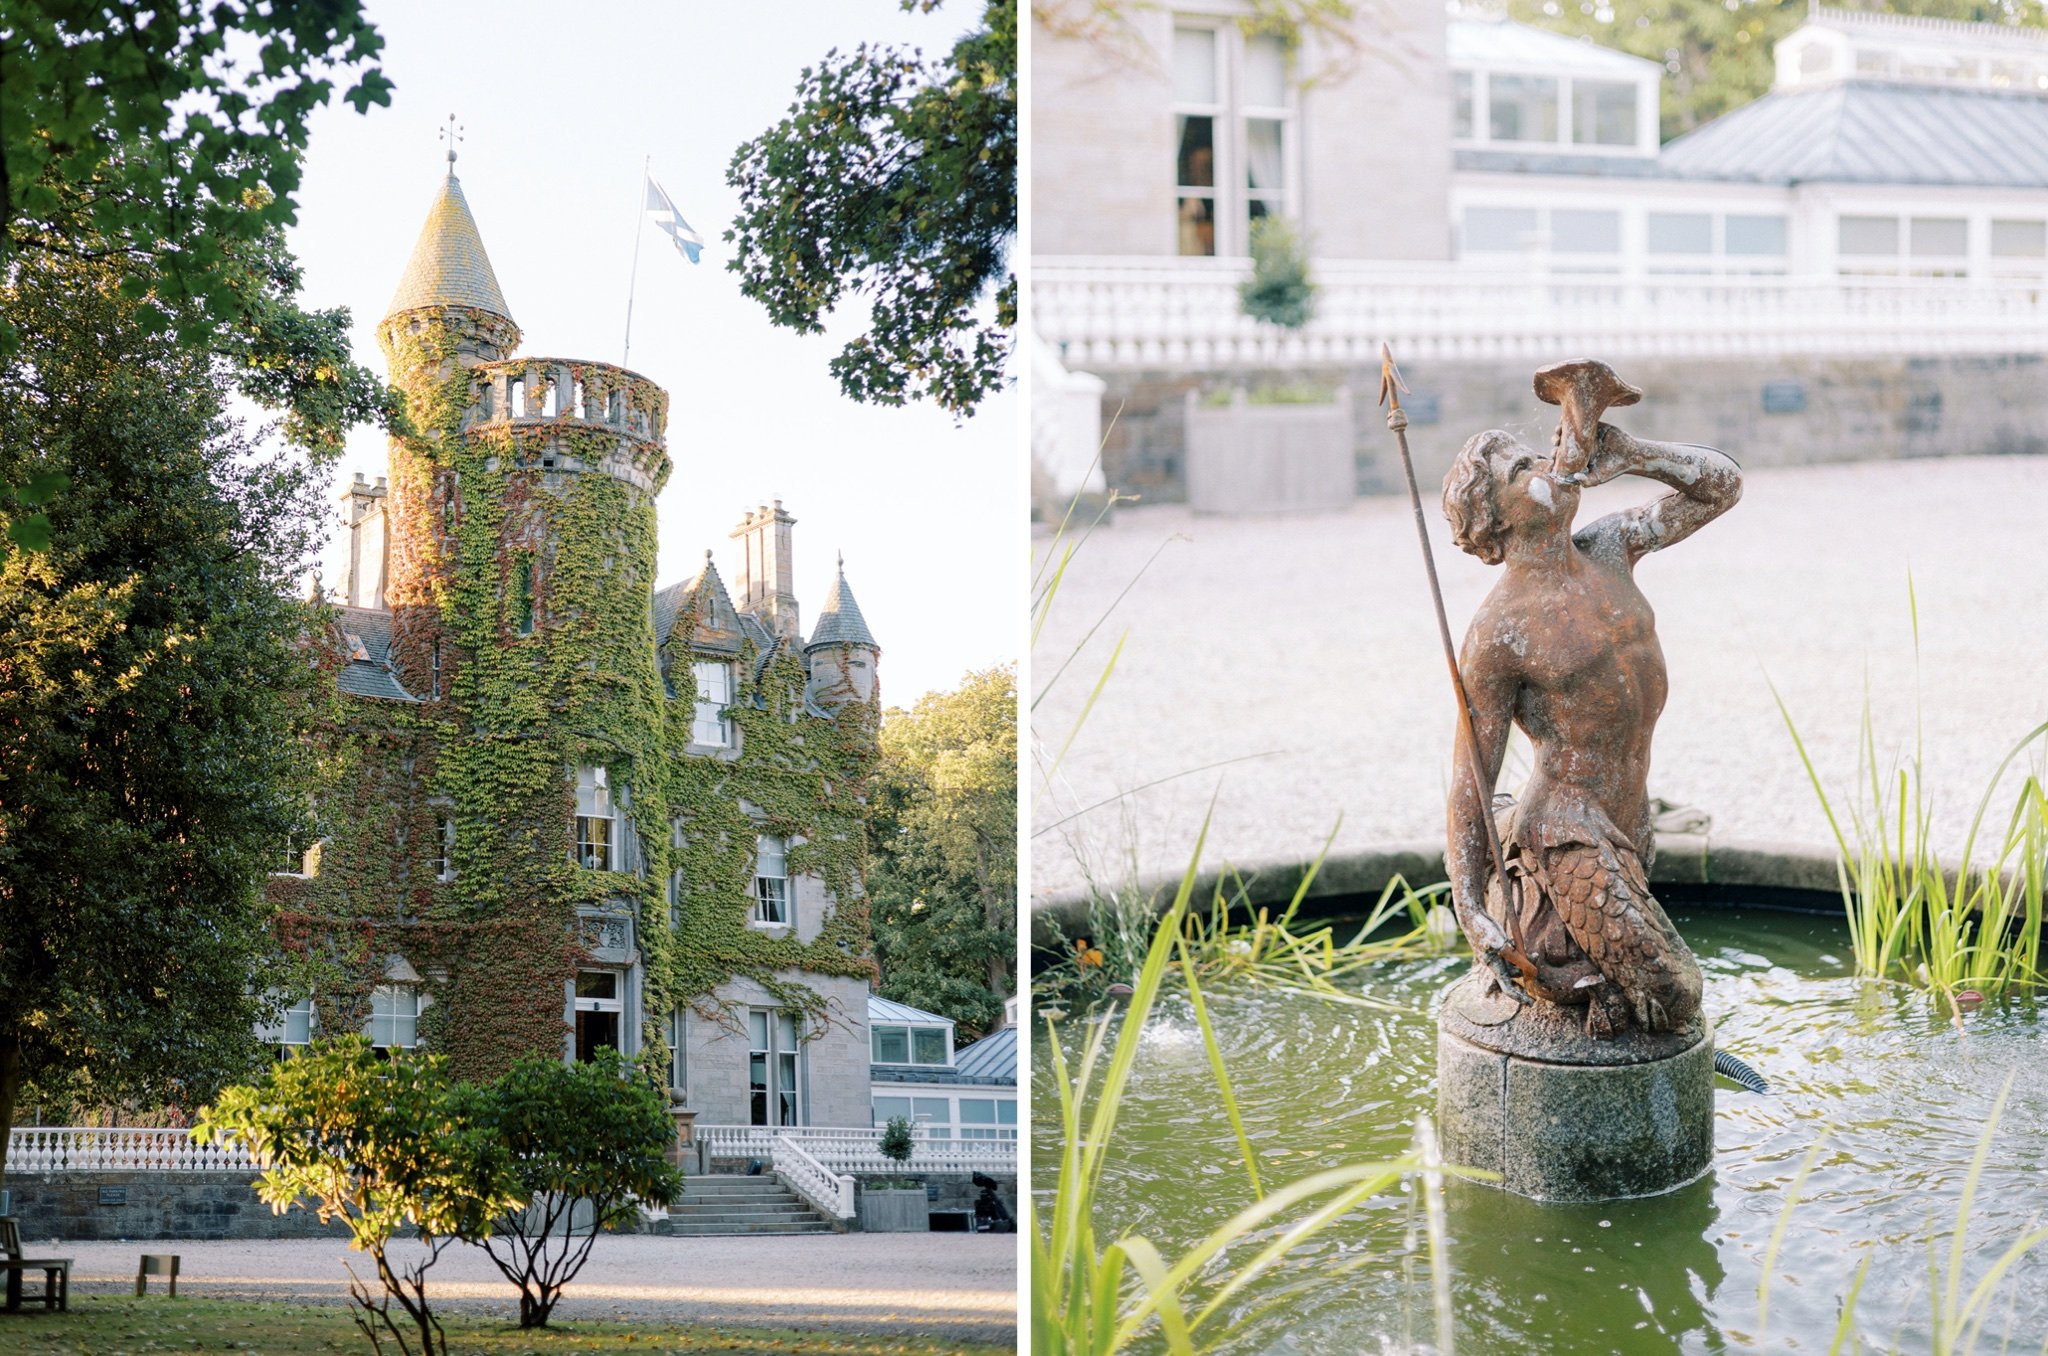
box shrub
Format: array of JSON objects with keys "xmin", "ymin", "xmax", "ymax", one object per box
[
  {"xmin": 880, "ymin": 1115, "xmax": 916, "ymax": 1163},
  {"xmin": 475, "ymin": 1049, "xmax": 686, "ymax": 1328},
  {"xmin": 1239, "ymin": 216, "xmax": 1316, "ymax": 329},
  {"xmin": 194, "ymin": 1038, "xmax": 516, "ymax": 1356}
]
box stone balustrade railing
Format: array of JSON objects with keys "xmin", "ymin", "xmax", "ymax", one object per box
[
  {"xmin": 770, "ymin": 1136, "xmax": 857, "ymax": 1219},
  {"xmin": 696, "ymin": 1123, "xmax": 1015, "ymax": 1174},
  {"xmin": 8, "ymin": 1126, "xmax": 256, "ymax": 1175},
  {"xmin": 1035, "ymin": 256, "xmax": 2048, "ymax": 370},
  {"xmin": 469, "ymin": 357, "xmax": 667, "ymax": 443}
]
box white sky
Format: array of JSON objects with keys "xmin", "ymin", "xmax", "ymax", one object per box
[{"xmin": 287, "ymin": 0, "xmax": 1020, "ymax": 705}]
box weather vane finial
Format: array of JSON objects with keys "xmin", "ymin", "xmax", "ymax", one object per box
[{"xmin": 439, "ymin": 114, "xmax": 463, "ymax": 170}]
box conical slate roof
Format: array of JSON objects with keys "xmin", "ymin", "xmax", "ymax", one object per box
[
  {"xmin": 806, "ymin": 556, "xmax": 877, "ymax": 651},
  {"xmin": 384, "ymin": 173, "xmax": 514, "ymax": 322}
]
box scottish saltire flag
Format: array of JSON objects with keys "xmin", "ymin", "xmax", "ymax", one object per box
[{"xmin": 645, "ymin": 177, "xmax": 703, "ymax": 264}]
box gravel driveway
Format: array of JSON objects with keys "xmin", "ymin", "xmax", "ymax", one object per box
[
  {"xmin": 36, "ymin": 1233, "xmax": 1018, "ymax": 1345},
  {"xmin": 1033, "ymin": 454, "xmax": 2048, "ymax": 905}
]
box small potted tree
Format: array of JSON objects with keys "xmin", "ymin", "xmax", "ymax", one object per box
[
  {"xmin": 1186, "ymin": 216, "xmax": 1354, "ymax": 514},
  {"xmin": 858, "ymin": 1117, "xmax": 930, "ymax": 1233}
]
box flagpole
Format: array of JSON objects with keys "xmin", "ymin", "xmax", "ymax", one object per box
[{"xmin": 622, "ymin": 155, "xmax": 649, "ymax": 369}]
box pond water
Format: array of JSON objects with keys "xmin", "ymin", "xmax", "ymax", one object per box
[{"xmin": 1033, "ymin": 908, "xmax": 2048, "ymax": 1355}]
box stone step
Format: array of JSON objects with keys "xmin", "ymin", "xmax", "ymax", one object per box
[
  {"xmin": 675, "ymin": 1189, "xmax": 803, "ymax": 1205},
  {"xmin": 679, "ymin": 1177, "xmax": 795, "ymax": 1194},
  {"xmin": 668, "ymin": 1207, "xmax": 827, "ymax": 1227}
]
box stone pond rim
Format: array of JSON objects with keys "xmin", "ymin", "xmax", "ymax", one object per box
[{"xmin": 1030, "ymin": 834, "xmax": 1855, "ymax": 947}]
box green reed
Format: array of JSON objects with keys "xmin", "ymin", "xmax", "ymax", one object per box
[
  {"xmin": 1031, "ymin": 815, "xmax": 1470, "ymax": 1356},
  {"xmin": 1757, "ymin": 1075, "xmax": 2048, "ymax": 1354},
  {"xmin": 1770, "ymin": 585, "xmax": 2048, "ymax": 1006}
]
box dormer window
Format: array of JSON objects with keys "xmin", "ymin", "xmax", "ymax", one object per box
[
  {"xmin": 871, "ymin": 1022, "xmax": 951, "ymax": 1066},
  {"xmin": 574, "ymin": 766, "xmax": 613, "ymax": 870},
  {"xmin": 693, "ymin": 660, "xmax": 734, "ymax": 747}
]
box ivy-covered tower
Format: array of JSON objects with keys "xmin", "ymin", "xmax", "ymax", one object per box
[{"xmin": 281, "ymin": 162, "xmax": 885, "ymax": 1131}]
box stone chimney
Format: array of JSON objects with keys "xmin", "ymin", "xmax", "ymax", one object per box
[
  {"xmin": 729, "ymin": 499, "xmax": 800, "ymax": 640},
  {"xmin": 339, "ymin": 472, "xmax": 390, "ymax": 609}
]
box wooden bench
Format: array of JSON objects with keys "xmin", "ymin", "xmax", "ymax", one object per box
[
  {"xmin": 136, "ymin": 1253, "xmax": 180, "ymax": 1298},
  {"xmin": 0, "ymin": 1216, "xmax": 72, "ymax": 1313}
]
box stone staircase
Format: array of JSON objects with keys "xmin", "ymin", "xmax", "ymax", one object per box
[{"xmin": 654, "ymin": 1173, "xmax": 837, "ymax": 1237}]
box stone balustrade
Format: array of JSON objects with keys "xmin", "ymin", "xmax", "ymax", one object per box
[
  {"xmin": 8, "ymin": 1126, "xmax": 255, "ymax": 1175},
  {"xmin": 696, "ymin": 1123, "xmax": 1016, "ymax": 1174},
  {"xmin": 465, "ymin": 357, "xmax": 671, "ymax": 494},
  {"xmin": 1035, "ymin": 255, "xmax": 2048, "ymax": 370}
]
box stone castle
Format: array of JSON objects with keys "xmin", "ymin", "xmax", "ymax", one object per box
[{"xmin": 270, "ymin": 161, "xmax": 886, "ymax": 1130}]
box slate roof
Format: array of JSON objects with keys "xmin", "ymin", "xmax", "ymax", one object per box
[
  {"xmin": 868, "ymin": 995, "xmax": 955, "ymax": 1027},
  {"xmin": 807, "ymin": 559, "xmax": 877, "ymax": 651},
  {"xmin": 1448, "ymin": 16, "xmax": 1660, "ymax": 79},
  {"xmin": 335, "ymin": 606, "xmax": 418, "ymax": 703},
  {"xmin": 385, "ymin": 173, "xmax": 514, "ymax": 322},
  {"xmin": 1658, "ymin": 81, "xmax": 2048, "ymax": 188},
  {"xmin": 952, "ymin": 1027, "xmax": 1017, "ymax": 1085}
]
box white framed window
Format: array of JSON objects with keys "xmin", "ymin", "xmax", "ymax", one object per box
[
  {"xmin": 369, "ymin": 986, "xmax": 418, "ymax": 1050},
  {"xmin": 434, "ymin": 814, "xmax": 455, "ymax": 882},
  {"xmin": 279, "ymin": 996, "xmax": 316, "ymax": 1048},
  {"xmin": 430, "ymin": 638, "xmax": 442, "ymax": 701},
  {"xmin": 692, "ymin": 660, "xmax": 734, "ymax": 747},
  {"xmin": 277, "ymin": 828, "xmax": 312, "ymax": 877},
  {"xmin": 751, "ymin": 834, "xmax": 788, "ymax": 926},
  {"xmin": 749, "ymin": 1008, "xmax": 802, "ymax": 1126},
  {"xmin": 870, "ymin": 1094, "xmax": 953, "ymax": 1138},
  {"xmin": 1172, "ymin": 22, "xmax": 1295, "ymax": 258},
  {"xmin": 574, "ymin": 766, "xmax": 612, "ymax": 870},
  {"xmin": 959, "ymin": 1097, "xmax": 1019, "ymax": 1141},
  {"xmin": 574, "ymin": 970, "xmax": 623, "ymax": 1063},
  {"xmin": 669, "ymin": 1008, "xmax": 687, "ymax": 1093},
  {"xmin": 1489, "ymin": 73, "xmax": 1558, "ymax": 143},
  {"xmin": 1725, "ymin": 214, "xmax": 1789, "ymax": 258},
  {"xmin": 1838, "ymin": 214, "xmax": 1969, "ymax": 277},
  {"xmin": 870, "ymin": 1022, "xmax": 952, "ymax": 1066},
  {"xmin": 1571, "ymin": 78, "xmax": 1637, "ymax": 147}
]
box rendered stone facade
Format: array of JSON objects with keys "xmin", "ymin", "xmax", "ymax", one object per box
[
  {"xmin": 270, "ymin": 165, "xmax": 885, "ymax": 1134},
  {"xmin": 1030, "ymin": 2, "xmax": 1452, "ymax": 261}
]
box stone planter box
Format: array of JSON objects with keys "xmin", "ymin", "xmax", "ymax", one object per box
[
  {"xmin": 857, "ymin": 1186, "xmax": 929, "ymax": 1233},
  {"xmin": 1184, "ymin": 388, "xmax": 1355, "ymax": 514}
]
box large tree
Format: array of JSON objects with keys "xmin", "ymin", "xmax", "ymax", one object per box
[
  {"xmin": 726, "ymin": 0, "xmax": 1016, "ymax": 421},
  {"xmin": 1, "ymin": 0, "xmax": 391, "ymax": 346},
  {"xmin": 869, "ymin": 665, "xmax": 1017, "ymax": 1038},
  {"xmin": 0, "ymin": 214, "xmax": 384, "ymax": 1183},
  {"xmin": 1507, "ymin": 0, "xmax": 2048, "ymax": 141}
]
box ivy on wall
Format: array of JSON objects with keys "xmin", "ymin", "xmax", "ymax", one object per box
[{"xmin": 267, "ymin": 305, "xmax": 879, "ymax": 1086}]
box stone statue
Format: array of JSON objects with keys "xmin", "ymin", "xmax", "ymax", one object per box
[{"xmin": 1440, "ymin": 360, "xmax": 1742, "ymax": 1040}]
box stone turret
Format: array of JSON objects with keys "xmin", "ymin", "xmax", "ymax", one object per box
[
  {"xmin": 805, "ymin": 554, "xmax": 880, "ymax": 707},
  {"xmin": 371, "ymin": 159, "xmax": 670, "ymax": 702}
]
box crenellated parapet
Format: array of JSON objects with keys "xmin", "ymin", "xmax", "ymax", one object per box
[{"xmin": 465, "ymin": 357, "xmax": 671, "ymax": 497}]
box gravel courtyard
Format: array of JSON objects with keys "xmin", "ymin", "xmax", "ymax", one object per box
[
  {"xmin": 30, "ymin": 1233, "xmax": 1017, "ymax": 1345},
  {"xmin": 1033, "ymin": 454, "xmax": 2048, "ymax": 906}
]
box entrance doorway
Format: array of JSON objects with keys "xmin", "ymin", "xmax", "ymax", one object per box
[{"xmin": 574, "ymin": 970, "xmax": 623, "ymax": 1062}]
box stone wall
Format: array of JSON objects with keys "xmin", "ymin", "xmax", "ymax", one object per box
[
  {"xmin": 680, "ymin": 972, "xmax": 872, "ymax": 1127},
  {"xmin": 851, "ymin": 1171, "xmax": 1017, "ymax": 1231},
  {"xmin": 1030, "ymin": 3, "xmax": 1452, "ymax": 261},
  {"xmin": 3, "ymin": 1172, "xmax": 350, "ymax": 1243},
  {"xmin": 1088, "ymin": 352, "xmax": 2048, "ymax": 505}
]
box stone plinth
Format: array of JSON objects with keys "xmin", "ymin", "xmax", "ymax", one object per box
[{"xmin": 1436, "ymin": 969, "xmax": 1714, "ymax": 1202}]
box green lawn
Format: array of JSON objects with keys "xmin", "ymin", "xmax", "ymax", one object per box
[{"xmin": 0, "ymin": 1297, "xmax": 1009, "ymax": 1355}]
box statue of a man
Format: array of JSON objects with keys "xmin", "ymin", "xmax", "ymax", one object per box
[{"xmin": 1441, "ymin": 361, "xmax": 1742, "ymax": 1038}]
